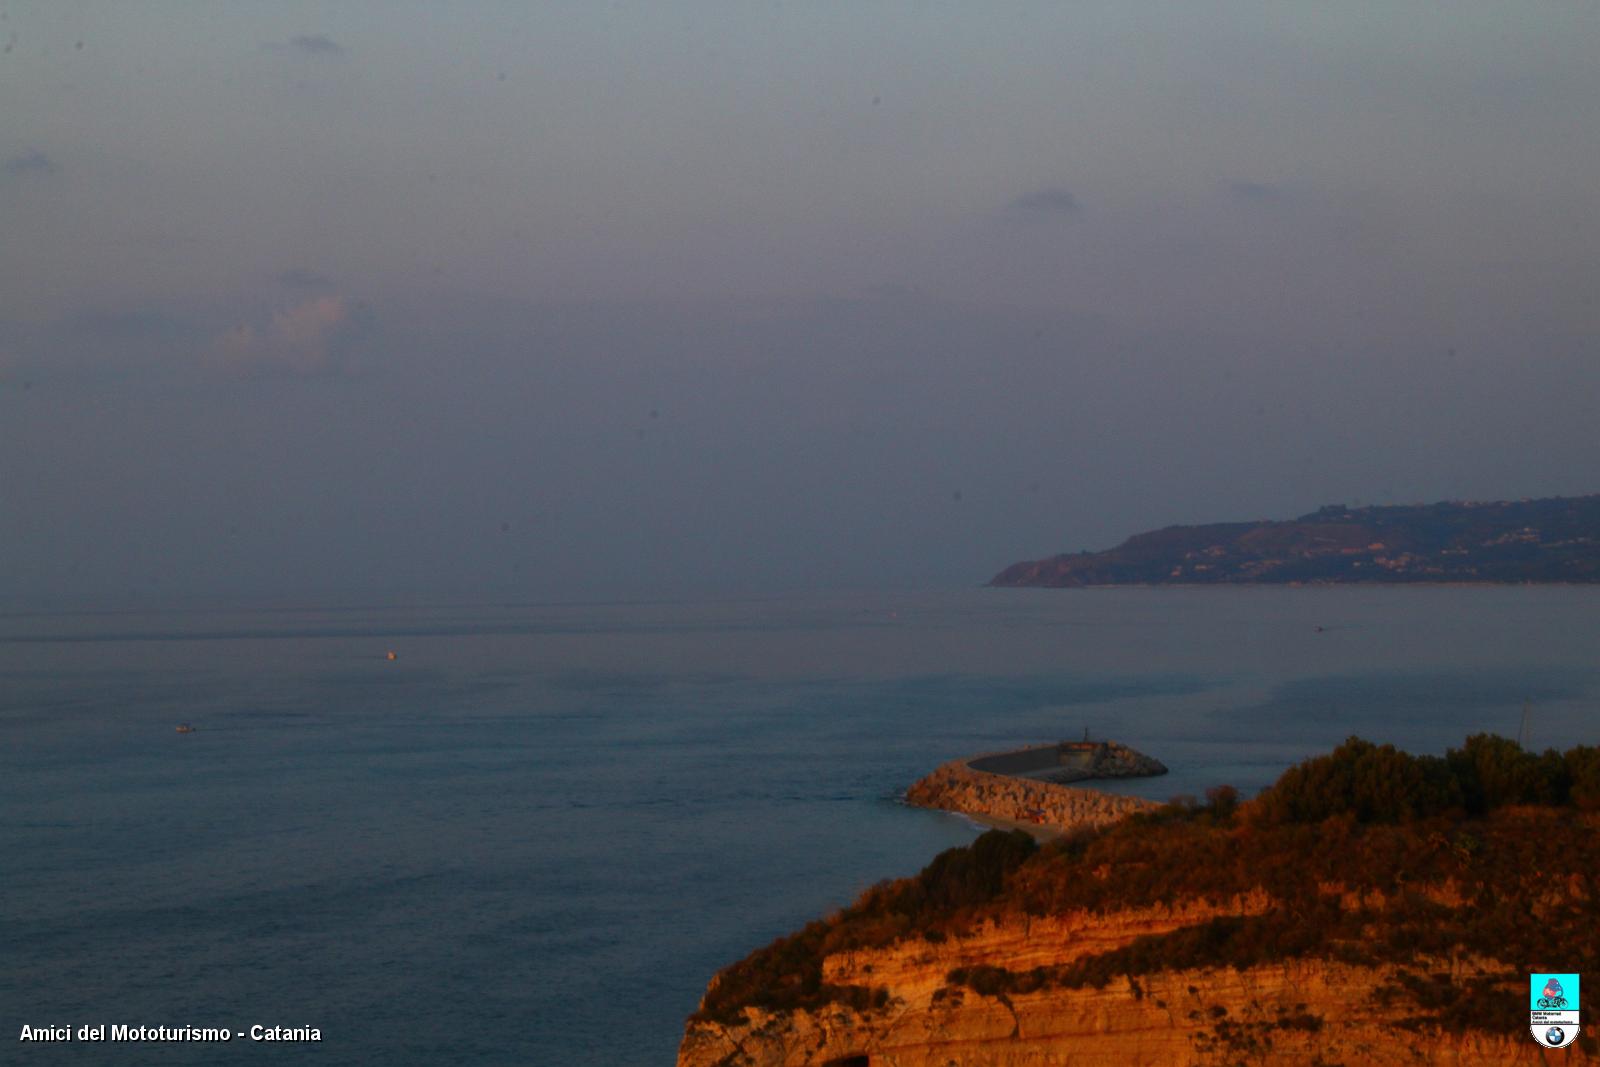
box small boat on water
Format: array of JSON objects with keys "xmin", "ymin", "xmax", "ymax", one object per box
[{"xmin": 175, "ymin": 723, "xmax": 195, "ymax": 734}]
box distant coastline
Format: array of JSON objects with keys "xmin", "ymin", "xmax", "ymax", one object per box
[{"xmin": 991, "ymin": 493, "xmax": 1600, "ymax": 587}]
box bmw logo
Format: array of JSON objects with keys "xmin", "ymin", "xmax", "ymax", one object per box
[{"xmin": 1546, "ymin": 1026, "xmax": 1565, "ymax": 1046}]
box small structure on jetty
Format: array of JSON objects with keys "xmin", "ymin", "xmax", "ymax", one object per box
[
  {"xmin": 967, "ymin": 739, "xmax": 1166, "ymax": 785},
  {"xmin": 906, "ymin": 739, "xmax": 1167, "ymax": 835}
]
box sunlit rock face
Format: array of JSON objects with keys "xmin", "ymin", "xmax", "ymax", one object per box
[
  {"xmin": 684, "ymin": 739, "xmax": 1600, "ymax": 1066},
  {"xmin": 678, "ymin": 905, "xmax": 1543, "ymax": 1067}
]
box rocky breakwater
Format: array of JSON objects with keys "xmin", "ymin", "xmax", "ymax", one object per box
[{"xmin": 904, "ymin": 740, "xmax": 1167, "ymax": 833}]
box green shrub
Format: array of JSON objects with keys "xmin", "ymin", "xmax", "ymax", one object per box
[
  {"xmin": 1205, "ymin": 784, "xmax": 1240, "ymax": 821},
  {"xmin": 1447, "ymin": 734, "xmax": 1566, "ymax": 813},
  {"xmin": 916, "ymin": 828, "xmax": 1037, "ymax": 911},
  {"xmin": 1562, "ymin": 745, "xmax": 1600, "ymax": 811}
]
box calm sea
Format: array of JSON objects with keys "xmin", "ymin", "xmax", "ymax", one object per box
[{"xmin": 3, "ymin": 588, "xmax": 1597, "ymax": 1065}]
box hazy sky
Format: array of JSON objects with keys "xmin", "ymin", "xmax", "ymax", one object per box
[{"xmin": 3, "ymin": 3, "xmax": 1598, "ymax": 606}]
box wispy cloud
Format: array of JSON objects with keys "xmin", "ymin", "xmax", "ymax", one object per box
[
  {"xmin": 5, "ymin": 150, "xmax": 59, "ymax": 178},
  {"xmin": 277, "ymin": 268, "xmax": 334, "ymax": 292},
  {"xmin": 0, "ymin": 305, "xmax": 208, "ymax": 384},
  {"xmin": 215, "ymin": 296, "xmax": 357, "ymax": 376},
  {"xmin": 288, "ymin": 34, "xmax": 345, "ymax": 57},
  {"xmin": 1008, "ymin": 187, "xmax": 1081, "ymax": 218},
  {"xmin": 64, "ymin": 309, "xmax": 200, "ymax": 343},
  {"xmin": 262, "ymin": 33, "xmax": 347, "ymax": 58},
  {"xmin": 1227, "ymin": 180, "xmax": 1284, "ymax": 204}
]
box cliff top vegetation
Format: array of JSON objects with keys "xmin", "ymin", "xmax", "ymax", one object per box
[{"xmin": 694, "ymin": 734, "xmax": 1600, "ymax": 1045}]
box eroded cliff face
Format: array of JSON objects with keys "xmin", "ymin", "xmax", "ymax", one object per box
[
  {"xmin": 678, "ymin": 897, "xmax": 1546, "ymax": 1066},
  {"xmin": 688, "ymin": 744, "xmax": 1600, "ymax": 1065}
]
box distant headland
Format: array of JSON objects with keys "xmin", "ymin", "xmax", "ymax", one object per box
[{"xmin": 992, "ymin": 493, "xmax": 1600, "ymax": 587}]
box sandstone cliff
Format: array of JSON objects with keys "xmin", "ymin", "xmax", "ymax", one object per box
[
  {"xmin": 679, "ymin": 900, "xmax": 1550, "ymax": 1066},
  {"xmin": 681, "ymin": 736, "xmax": 1600, "ymax": 1066}
]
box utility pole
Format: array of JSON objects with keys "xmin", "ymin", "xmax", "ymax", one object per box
[{"xmin": 1517, "ymin": 699, "xmax": 1532, "ymax": 750}]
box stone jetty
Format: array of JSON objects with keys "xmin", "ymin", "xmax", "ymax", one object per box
[{"xmin": 905, "ymin": 740, "xmax": 1167, "ymax": 833}]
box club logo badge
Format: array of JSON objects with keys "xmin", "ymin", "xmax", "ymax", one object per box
[{"xmin": 1530, "ymin": 972, "xmax": 1580, "ymax": 1048}]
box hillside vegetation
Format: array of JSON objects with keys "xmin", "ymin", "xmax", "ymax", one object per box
[{"xmin": 694, "ymin": 734, "xmax": 1600, "ymax": 1050}]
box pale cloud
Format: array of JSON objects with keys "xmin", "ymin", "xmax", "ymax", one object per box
[
  {"xmin": 292, "ymin": 33, "xmax": 345, "ymax": 56},
  {"xmin": 216, "ymin": 296, "xmax": 352, "ymax": 376},
  {"xmin": 1007, "ymin": 188, "xmax": 1081, "ymax": 218},
  {"xmin": 262, "ymin": 34, "xmax": 347, "ymax": 57},
  {"xmin": 5, "ymin": 150, "xmax": 59, "ymax": 178},
  {"xmin": 290, "ymin": 34, "xmax": 346, "ymax": 56},
  {"xmin": 66, "ymin": 308, "xmax": 198, "ymax": 342},
  {"xmin": 277, "ymin": 268, "xmax": 333, "ymax": 291},
  {"xmin": 1228, "ymin": 180, "xmax": 1284, "ymax": 204}
]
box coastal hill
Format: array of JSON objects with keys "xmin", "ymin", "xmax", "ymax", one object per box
[
  {"xmin": 991, "ymin": 494, "xmax": 1600, "ymax": 587},
  {"xmin": 679, "ymin": 736, "xmax": 1600, "ymax": 1065}
]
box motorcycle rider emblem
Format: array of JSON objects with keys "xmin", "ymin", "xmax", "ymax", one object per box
[{"xmin": 1530, "ymin": 973, "xmax": 1579, "ymax": 1048}]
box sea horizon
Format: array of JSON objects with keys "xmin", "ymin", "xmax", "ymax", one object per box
[{"xmin": 5, "ymin": 586, "xmax": 1597, "ymax": 1063}]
